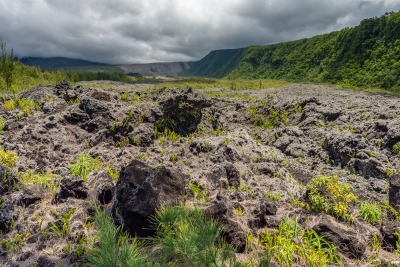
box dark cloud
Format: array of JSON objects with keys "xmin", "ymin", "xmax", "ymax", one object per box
[{"xmin": 0, "ymin": 0, "xmax": 399, "ymax": 64}]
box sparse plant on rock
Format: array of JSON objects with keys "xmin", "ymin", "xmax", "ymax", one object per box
[
  {"xmin": 260, "ymin": 219, "xmax": 342, "ymax": 267},
  {"xmin": 150, "ymin": 204, "xmax": 238, "ymax": 267},
  {"xmin": 84, "ymin": 207, "xmax": 148, "ymax": 267},
  {"xmin": 69, "ymin": 153, "xmax": 101, "ymax": 181},
  {"xmin": 0, "ymin": 148, "xmax": 18, "ymax": 168},
  {"xmin": 393, "ymin": 142, "xmax": 400, "ymax": 155},
  {"xmin": 104, "ymin": 166, "xmax": 120, "ymax": 181},
  {"xmin": 306, "ymin": 175, "xmax": 357, "ymax": 222},
  {"xmin": 189, "ymin": 182, "xmax": 208, "ymax": 202},
  {"xmin": 360, "ymin": 202, "xmax": 382, "ymax": 224}
]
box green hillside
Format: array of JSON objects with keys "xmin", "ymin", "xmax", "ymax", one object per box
[
  {"xmin": 187, "ymin": 11, "xmax": 400, "ymax": 91},
  {"xmin": 182, "ymin": 49, "xmax": 243, "ymax": 77}
]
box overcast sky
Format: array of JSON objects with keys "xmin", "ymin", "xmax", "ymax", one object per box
[{"xmin": 0, "ymin": 0, "xmax": 399, "ymax": 64}]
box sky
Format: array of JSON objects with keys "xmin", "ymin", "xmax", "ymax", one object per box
[{"xmin": 0, "ymin": 0, "xmax": 399, "ymax": 64}]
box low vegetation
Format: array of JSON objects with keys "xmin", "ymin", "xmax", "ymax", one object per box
[
  {"xmin": 261, "ymin": 219, "xmax": 343, "ymax": 267},
  {"xmin": 69, "ymin": 153, "xmax": 101, "ymax": 181},
  {"xmin": 85, "ymin": 205, "xmax": 241, "ymax": 267},
  {"xmin": 306, "ymin": 175, "xmax": 358, "ymax": 222}
]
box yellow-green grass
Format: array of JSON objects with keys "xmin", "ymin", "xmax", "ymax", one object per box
[{"xmin": 157, "ymin": 78, "xmax": 289, "ymax": 90}]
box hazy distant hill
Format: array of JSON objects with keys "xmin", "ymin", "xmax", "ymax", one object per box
[
  {"xmin": 19, "ymin": 57, "xmax": 123, "ymax": 72},
  {"xmin": 118, "ymin": 62, "xmax": 195, "ymax": 76}
]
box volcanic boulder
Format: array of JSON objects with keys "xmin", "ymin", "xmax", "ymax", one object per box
[{"xmin": 112, "ymin": 160, "xmax": 187, "ymax": 236}]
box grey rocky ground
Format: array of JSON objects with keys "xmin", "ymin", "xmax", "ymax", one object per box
[{"xmin": 1, "ymin": 80, "xmax": 400, "ymax": 266}]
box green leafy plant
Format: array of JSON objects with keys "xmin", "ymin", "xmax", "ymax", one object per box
[
  {"xmin": 265, "ymin": 192, "xmax": 282, "ymax": 202},
  {"xmin": 0, "ymin": 232, "xmax": 31, "ymax": 252},
  {"xmin": 360, "ymin": 202, "xmax": 382, "ymax": 224},
  {"xmin": 49, "ymin": 207, "xmax": 76, "ymax": 238},
  {"xmin": 189, "ymin": 182, "xmax": 208, "ymax": 202},
  {"xmin": 169, "ymin": 153, "xmax": 178, "ymax": 163},
  {"xmin": 235, "ymin": 206, "xmax": 244, "ymax": 216},
  {"xmin": 393, "ymin": 142, "xmax": 400, "ymax": 155},
  {"xmin": 306, "ymin": 175, "xmax": 357, "ymax": 222},
  {"xmin": 20, "ymin": 170, "xmax": 55, "ymax": 188},
  {"xmin": 69, "ymin": 153, "xmax": 101, "ymax": 181},
  {"xmin": 4, "ymin": 100, "xmax": 15, "ymax": 110},
  {"xmin": 150, "ymin": 204, "xmax": 238, "ymax": 267},
  {"xmin": 260, "ymin": 219, "xmax": 342, "ymax": 267},
  {"xmin": 84, "ymin": 207, "xmax": 148, "ymax": 267},
  {"xmin": 105, "ymin": 166, "xmax": 119, "ymax": 181},
  {"xmin": 0, "ymin": 148, "xmax": 18, "ymax": 168}
]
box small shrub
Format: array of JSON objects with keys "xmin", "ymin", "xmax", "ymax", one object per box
[
  {"xmin": 104, "ymin": 166, "xmax": 119, "ymax": 181},
  {"xmin": 393, "ymin": 142, "xmax": 400, "ymax": 155},
  {"xmin": 260, "ymin": 219, "xmax": 342, "ymax": 267},
  {"xmin": 69, "ymin": 153, "xmax": 101, "ymax": 181},
  {"xmin": 307, "ymin": 175, "xmax": 357, "ymax": 222},
  {"xmin": 169, "ymin": 153, "xmax": 177, "ymax": 163},
  {"xmin": 4, "ymin": 100, "xmax": 15, "ymax": 111},
  {"xmin": 84, "ymin": 207, "xmax": 148, "ymax": 267},
  {"xmin": 360, "ymin": 202, "xmax": 382, "ymax": 224},
  {"xmin": 0, "ymin": 116, "xmax": 6, "ymax": 133},
  {"xmin": 0, "ymin": 148, "xmax": 18, "ymax": 168},
  {"xmin": 150, "ymin": 204, "xmax": 238, "ymax": 266},
  {"xmin": 189, "ymin": 182, "xmax": 208, "ymax": 202}
]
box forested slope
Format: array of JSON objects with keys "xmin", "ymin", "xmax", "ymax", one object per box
[{"xmin": 187, "ymin": 11, "xmax": 400, "ymax": 91}]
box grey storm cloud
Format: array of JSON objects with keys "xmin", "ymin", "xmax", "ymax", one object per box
[{"xmin": 0, "ymin": 0, "xmax": 399, "ymax": 64}]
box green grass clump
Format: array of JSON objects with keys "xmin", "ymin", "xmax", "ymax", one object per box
[
  {"xmin": 150, "ymin": 204, "xmax": 238, "ymax": 266},
  {"xmin": 20, "ymin": 170, "xmax": 55, "ymax": 187},
  {"xmin": 306, "ymin": 175, "xmax": 357, "ymax": 222},
  {"xmin": 360, "ymin": 202, "xmax": 382, "ymax": 224},
  {"xmin": 69, "ymin": 153, "xmax": 101, "ymax": 181},
  {"xmin": 393, "ymin": 142, "xmax": 400, "ymax": 155},
  {"xmin": 85, "ymin": 207, "xmax": 148, "ymax": 267},
  {"xmin": 189, "ymin": 182, "xmax": 208, "ymax": 203},
  {"xmin": 0, "ymin": 148, "xmax": 18, "ymax": 168},
  {"xmin": 157, "ymin": 78, "xmax": 288, "ymax": 91},
  {"xmin": 260, "ymin": 219, "xmax": 342, "ymax": 267},
  {"xmin": 0, "ymin": 116, "xmax": 6, "ymax": 133},
  {"xmin": 104, "ymin": 166, "xmax": 120, "ymax": 181},
  {"xmin": 86, "ymin": 205, "xmax": 240, "ymax": 267}
]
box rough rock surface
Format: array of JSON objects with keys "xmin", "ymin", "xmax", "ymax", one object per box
[
  {"xmin": 1, "ymin": 81, "xmax": 400, "ymax": 265},
  {"xmin": 111, "ymin": 160, "xmax": 187, "ymax": 236}
]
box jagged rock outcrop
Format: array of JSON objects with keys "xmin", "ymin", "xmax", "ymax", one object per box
[{"xmin": 111, "ymin": 160, "xmax": 187, "ymax": 236}]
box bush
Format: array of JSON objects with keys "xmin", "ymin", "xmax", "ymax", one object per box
[
  {"xmin": 260, "ymin": 219, "xmax": 343, "ymax": 267},
  {"xmin": 393, "ymin": 142, "xmax": 400, "ymax": 155},
  {"xmin": 0, "ymin": 148, "xmax": 18, "ymax": 168},
  {"xmin": 360, "ymin": 202, "xmax": 382, "ymax": 224},
  {"xmin": 307, "ymin": 175, "xmax": 357, "ymax": 222},
  {"xmin": 84, "ymin": 207, "xmax": 148, "ymax": 267},
  {"xmin": 150, "ymin": 204, "xmax": 238, "ymax": 267},
  {"xmin": 86, "ymin": 205, "xmax": 241, "ymax": 267}
]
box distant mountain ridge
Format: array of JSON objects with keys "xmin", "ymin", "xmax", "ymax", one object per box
[
  {"xmin": 19, "ymin": 10, "xmax": 400, "ymax": 90},
  {"xmin": 118, "ymin": 62, "xmax": 195, "ymax": 76},
  {"xmin": 19, "ymin": 57, "xmax": 106, "ymax": 69}
]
